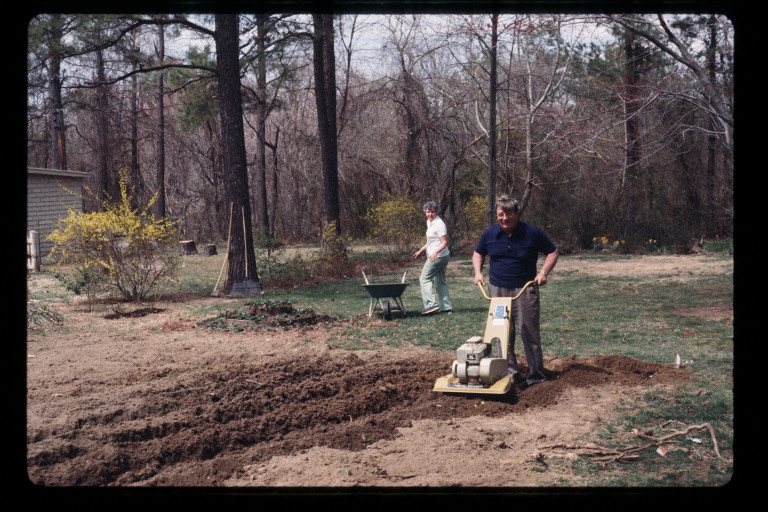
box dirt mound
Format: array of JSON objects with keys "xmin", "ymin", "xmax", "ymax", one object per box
[
  {"xmin": 104, "ymin": 307, "xmax": 165, "ymax": 319},
  {"xmin": 198, "ymin": 300, "xmax": 337, "ymax": 330}
]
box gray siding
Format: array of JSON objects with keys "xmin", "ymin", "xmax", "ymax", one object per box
[{"xmin": 27, "ymin": 168, "xmax": 90, "ymax": 262}]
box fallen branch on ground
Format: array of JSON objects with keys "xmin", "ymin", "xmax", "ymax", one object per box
[
  {"xmin": 538, "ymin": 421, "xmax": 726, "ymax": 465},
  {"xmin": 642, "ymin": 421, "xmax": 724, "ymax": 459},
  {"xmin": 27, "ymin": 301, "xmax": 64, "ymax": 328}
]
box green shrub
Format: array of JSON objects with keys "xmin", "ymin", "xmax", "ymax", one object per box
[
  {"xmin": 253, "ymin": 232, "xmax": 286, "ymax": 280},
  {"xmin": 254, "ymin": 224, "xmax": 351, "ymax": 288},
  {"xmin": 312, "ymin": 220, "xmax": 350, "ymax": 277},
  {"xmin": 54, "ymin": 262, "xmax": 107, "ymax": 310},
  {"xmin": 704, "ymin": 237, "xmax": 733, "ymax": 254}
]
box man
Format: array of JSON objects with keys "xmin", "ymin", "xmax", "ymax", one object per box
[{"xmin": 473, "ymin": 195, "xmax": 559, "ymax": 386}]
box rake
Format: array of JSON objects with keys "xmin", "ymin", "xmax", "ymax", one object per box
[
  {"xmin": 211, "ymin": 202, "xmax": 233, "ymax": 297},
  {"xmin": 229, "ymin": 206, "xmax": 263, "ymax": 297}
]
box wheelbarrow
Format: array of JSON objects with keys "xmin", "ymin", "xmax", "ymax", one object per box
[{"xmin": 361, "ymin": 270, "xmax": 410, "ymax": 320}]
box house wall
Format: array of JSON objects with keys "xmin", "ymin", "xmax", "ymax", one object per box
[{"xmin": 27, "ymin": 167, "xmax": 90, "ymax": 263}]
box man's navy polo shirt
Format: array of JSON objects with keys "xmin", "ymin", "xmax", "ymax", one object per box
[{"xmin": 475, "ymin": 221, "xmax": 557, "ymax": 288}]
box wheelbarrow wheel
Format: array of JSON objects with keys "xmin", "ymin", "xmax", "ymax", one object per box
[{"xmin": 382, "ymin": 300, "xmax": 392, "ymax": 320}]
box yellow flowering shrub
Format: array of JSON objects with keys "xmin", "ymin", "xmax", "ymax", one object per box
[
  {"xmin": 48, "ymin": 171, "xmax": 180, "ymax": 302},
  {"xmin": 364, "ymin": 195, "xmax": 422, "ymax": 259}
]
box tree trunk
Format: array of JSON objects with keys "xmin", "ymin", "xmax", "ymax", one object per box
[
  {"xmin": 214, "ymin": 14, "xmax": 261, "ymax": 290},
  {"xmin": 268, "ymin": 127, "xmax": 280, "ymax": 237},
  {"xmin": 486, "ymin": 14, "xmax": 498, "ymax": 226},
  {"xmin": 253, "ymin": 14, "xmax": 270, "ymax": 238},
  {"xmin": 205, "ymin": 119, "xmax": 225, "ymax": 240},
  {"xmin": 48, "ymin": 13, "xmax": 67, "ymax": 170},
  {"xmin": 401, "ymin": 72, "xmax": 422, "ymax": 187},
  {"xmin": 312, "ymin": 14, "xmax": 343, "ymax": 240},
  {"xmin": 705, "ymin": 15, "xmax": 717, "ymax": 236},
  {"xmin": 620, "ymin": 29, "xmax": 643, "ymax": 237},
  {"xmin": 128, "ymin": 33, "xmax": 142, "ymax": 210},
  {"xmin": 519, "ymin": 109, "xmax": 534, "ymax": 213},
  {"xmin": 96, "ymin": 49, "xmax": 114, "ymax": 204},
  {"xmin": 155, "ymin": 22, "xmax": 166, "ymax": 219},
  {"xmin": 203, "ymin": 243, "xmax": 217, "ymax": 257},
  {"xmin": 622, "ymin": 31, "xmax": 642, "ymax": 187},
  {"xmin": 178, "ymin": 240, "xmax": 198, "ymax": 255}
]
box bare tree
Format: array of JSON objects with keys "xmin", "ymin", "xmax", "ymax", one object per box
[
  {"xmin": 48, "ymin": 14, "xmax": 68, "ymax": 170},
  {"xmin": 513, "ymin": 16, "xmax": 574, "ymax": 212},
  {"xmin": 608, "ymin": 14, "xmax": 733, "ymax": 153},
  {"xmin": 487, "ymin": 13, "xmax": 499, "ymax": 226},
  {"xmin": 122, "ymin": 31, "xmax": 143, "ymax": 209},
  {"xmin": 312, "ymin": 14, "xmax": 344, "ymax": 245},
  {"xmin": 241, "ymin": 13, "xmax": 299, "ymax": 238},
  {"xmin": 28, "ymin": 14, "xmax": 71, "ymax": 170},
  {"xmin": 252, "ymin": 14, "xmax": 270, "ymax": 237},
  {"xmin": 155, "ymin": 20, "xmax": 167, "ymax": 219},
  {"xmin": 95, "ymin": 47, "xmax": 116, "ymax": 202}
]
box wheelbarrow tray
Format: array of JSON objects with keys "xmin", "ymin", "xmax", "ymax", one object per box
[
  {"xmin": 362, "ymin": 283, "xmax": 410, "ymax": 319},
  {"xmin": 362, "ymin": 283, "xmax": 409, "ymax": 298}
]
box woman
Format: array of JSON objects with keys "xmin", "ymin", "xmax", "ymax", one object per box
[{"xmin": 412, "ymin": 201, "xmax": 453, "ymax": 315}]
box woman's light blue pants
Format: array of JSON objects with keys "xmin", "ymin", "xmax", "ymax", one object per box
[{"xmin": 419, "ymin": 256, "xmax": 452, "ymax": 311}]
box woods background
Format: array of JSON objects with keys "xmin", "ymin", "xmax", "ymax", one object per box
[{"xmin": 27, "ymin": 12, "xmax": 734, "ymax": 258}]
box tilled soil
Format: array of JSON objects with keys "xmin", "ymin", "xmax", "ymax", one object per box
[
  {"xmin": 25, "ymin": 255, "xmax": 730, "ymax": 489},
  {"xmin": 26, "ymin": 308, "xmax": 684, "ymax": 488}
]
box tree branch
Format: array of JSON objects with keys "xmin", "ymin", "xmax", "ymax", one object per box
[{"xmin": 538, "ymin": 421, "xmax": 728, "ymax": 466}]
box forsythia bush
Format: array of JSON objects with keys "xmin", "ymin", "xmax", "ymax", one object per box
[
  {"xmin": 48, "ymin": 171, "xmax": 180, "ymax": 302},
  {"xmin": 364, "ymin": 195, "xmax": 422, "ymax": 259}
]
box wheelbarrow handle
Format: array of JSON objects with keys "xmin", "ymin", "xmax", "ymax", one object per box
[{"xmin": 476, "ymin": 280, "xmax": 536, "ymax": 301}]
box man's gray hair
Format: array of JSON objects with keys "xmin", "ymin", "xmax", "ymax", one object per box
[
  {"xmin": 423, "ymin": 201, "xmax": 440, "ymax": 212},
  {"xmin": 495, "ymin": 195, "xmax": 520, "ymax": 214}
]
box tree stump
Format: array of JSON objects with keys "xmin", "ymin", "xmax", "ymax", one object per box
[
  {"xmin": 203, "ymin": 244, "xmax": 217, "ymax": 257},
  {"xmin": 178, "ymin": 240, "xmax": 198, "ymax": 255}
]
